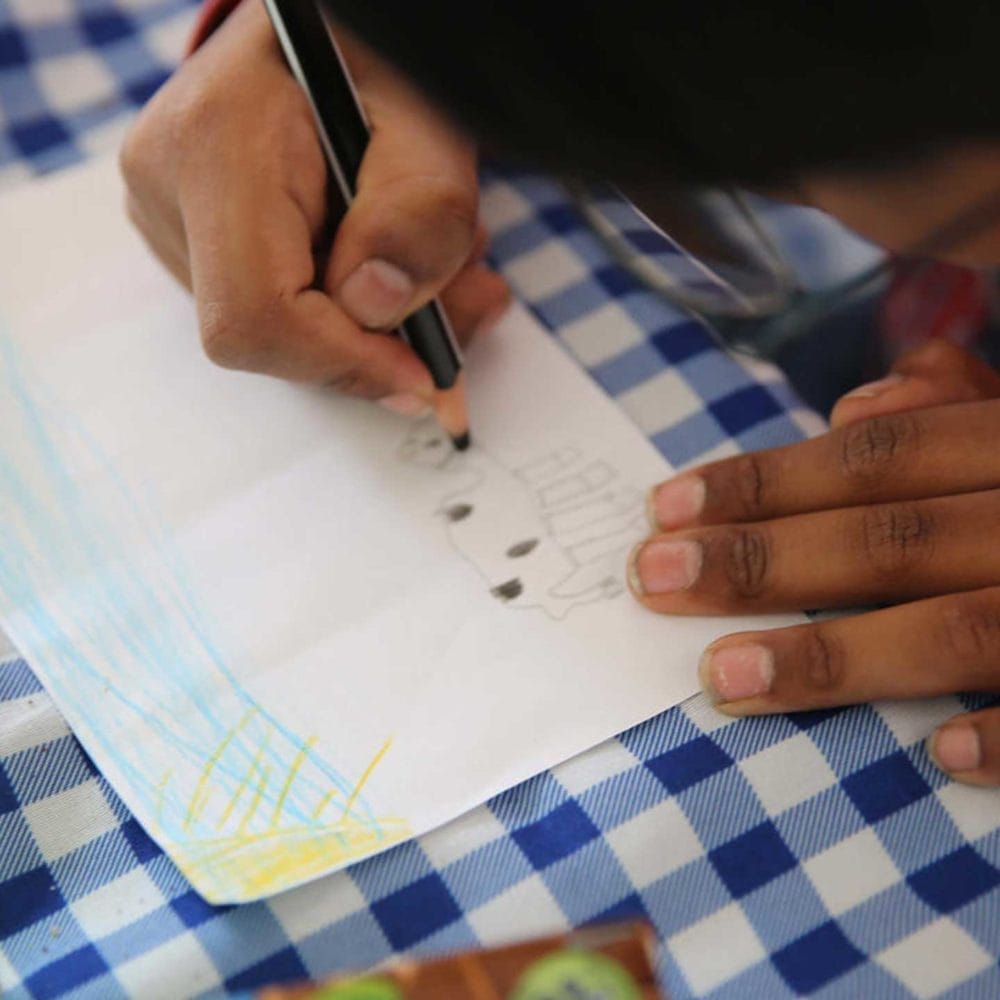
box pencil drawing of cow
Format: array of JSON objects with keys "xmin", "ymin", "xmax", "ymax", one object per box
[{"xmin": 398, "ymin": 419, "xmax": 647, "ymax": 619}]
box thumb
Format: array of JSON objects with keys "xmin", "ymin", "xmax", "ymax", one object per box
[
  {"xmin": 830, "ymin": 339, "xmax": 1000, "ymax": 429},
  {"xmin": 323, "ymin": 42, "xmax": 480, "ymax": 331}
]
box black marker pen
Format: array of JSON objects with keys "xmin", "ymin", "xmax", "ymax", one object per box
[{"xmin": 264, "ymin": 0, "xmax": 470, "ymax": 449}]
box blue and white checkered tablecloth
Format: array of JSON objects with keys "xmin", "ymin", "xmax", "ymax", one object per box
[{"xmin": 3, "ymin": 3, "xmax": 1000, "ymax": 998}]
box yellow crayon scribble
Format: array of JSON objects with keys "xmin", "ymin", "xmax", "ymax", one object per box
[
  {"xmin": 270, "ymin": 735, "xmax": 316, "ymax": 828},
  {"xmin": 184, "ymin": 707, "xmax": 255, "ymax": 832},
  {"xmin": 217, "ymin": 775, "xmax": 247, "ymax": 831},
  {"xmin": 173, "ymin": 724, "xmax": 406, "ymax": 903},
  {"xmin": 341, "ymin": 736, "xmax": 392, "ymax": 822},
  {"xmin": 310, "ymin": 786, "xmax": 339, "ymax": 822},
  {"xmin": 216, "ymin": 734, "xmax": 268, "ymax": 831},
  {"xmin": 172, "ymin": 817, "xmax": 411, "ymax": 903},
  {"xmin": 234, "ymin": 732, "xmax": 271, "ymax": 828},
  {"xmin": 239, "ymin": 764, "xmax": 270, "ymax": 834}
]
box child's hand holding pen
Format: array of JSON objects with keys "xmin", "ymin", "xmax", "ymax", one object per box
[{"xmin": 121, "ymin": 0, "xmax": 508, "ymax": 422}]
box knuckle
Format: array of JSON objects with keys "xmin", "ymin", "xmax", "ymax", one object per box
[
  {"xmin": 383, "ymin": 173, "xmax": 478, "ymax": 258},
  {"xmin": 199, "ymin": 302, "xmax": 266, "ymax": 370},
  {"xmin": 839, "ymin": 412, "xmax": 920, "ymax": 484},
  {"xmin": 797, "ymin": 627, "xmax": 845, "ymax": 693},
  {"xmin": 857, "ymin": 502, "xmax": 935, "ymax": 576},
  {"xmin": 725, "ymin": 452, "xmax": 770, "ymax": 520},
  {"xmin": 158, "ymin": 83, "xmax": 225, "ymax": 181},
  {"xmin": 426, "ymin": 176, "xmax": 478, "ymax": 233},
  {"xmin": 328, "ymin": 368, "xmax": 373, "ymax": 397},
  {"xmin": 119, "ymin": 114, "xmax": 162, "ymax": 195},
  {"xmin": 170, "ymin": 81, "xmax": 214, "ymax": 138},
  {"xmin": 118, "ymin": 127, "xmax": 143, "ymax": 186},
  {"xmin": 120, "ymin": 75, "xmax": 207, "ymax": 201},
  {"xmin": 719, "ymin": 527, "xmax": 771, "ymax": 599},
  {"xmin": 938, "ymin": 592, "xmax": 1000, "ymax": 664}
]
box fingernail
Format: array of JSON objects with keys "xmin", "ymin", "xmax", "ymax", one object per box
[
  {"xmin": 842, "ymin": 372, "xmax": 906, "ymax": 400},
  {"xmin": 930, "ymin": 725, "xmax": 981, "ymax": 773},
  {"xmin": 378, "ymin": 392, "xmax": 431, "ymax": 418},
  {"xmin": 339, "ymin": 258, "xmax": 414, "ymax": 329},
  {"xmin": 699, "ymin": 644, "xmax": 774, "ymax": 702},
  {"xmin": 628, "ymin": 539, "xmax": 702, "ymax": 596},
  {"xmin": 647, "ymin": 477, "xmax": 706, "ymax": 531}
]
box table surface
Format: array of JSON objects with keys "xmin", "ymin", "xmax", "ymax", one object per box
[{"xmin": 2, "ymin": 3, "xmax": 1000, "ymax": 998}]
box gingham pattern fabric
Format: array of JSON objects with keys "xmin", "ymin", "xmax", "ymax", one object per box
[{"xmin": 2, "ymin": 3, "xmax": 1000, "ymax": 998}]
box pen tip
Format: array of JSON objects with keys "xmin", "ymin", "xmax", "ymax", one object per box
[{"xmin": 451, "ymin": 432, "xmax": 471, "ymax": 452}]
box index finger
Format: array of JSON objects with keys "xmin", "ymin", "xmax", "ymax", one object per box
[
  {"xmin": 649, "ymin": 400, "xmax": 1000, "ymax": 531},
  {"xmin": 179, "ymin": 85, "xmax": 432, "ymax": 397},
  {"xmin": 322, "ymin": 30, "xmax": 480, "ymax": 327}
]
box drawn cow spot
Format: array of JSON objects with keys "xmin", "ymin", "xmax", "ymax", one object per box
[
  {"xmin": 445, "ymin": 502, "xmax": 473, "ymax": 522},
  {"xmin": 491, "ymin": 578, "xmax": 523, "ymax": 601},
  {"xmin": 506, "ymin": 538, "xmax": 539, "ymax": 559}
]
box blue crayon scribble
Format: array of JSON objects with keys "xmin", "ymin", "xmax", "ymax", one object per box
[{"xmin": 0, "ymin": 328, "xmax": 408, "ymax": 901}]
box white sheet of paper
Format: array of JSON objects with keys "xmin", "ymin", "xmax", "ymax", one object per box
[{"xmin": 0, "ymin": 157, "xmax": 804, "ymax": 902}]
